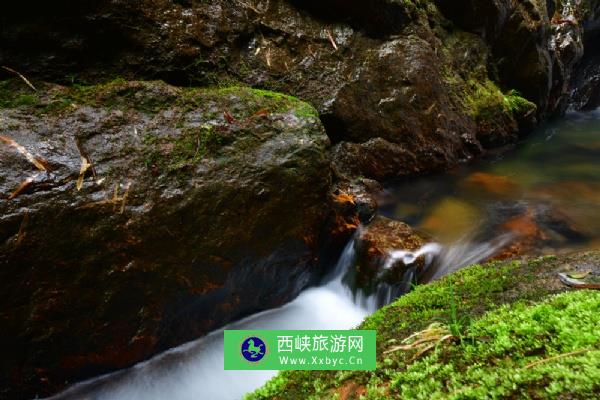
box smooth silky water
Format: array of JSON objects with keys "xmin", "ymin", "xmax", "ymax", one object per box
[
  {"xmin": 381, "ymin": 108, "xmax": 600, "ymax": 258},
  {"xmin": 49, "ymin": 108, "xmax": 600, "ymax": 399}
]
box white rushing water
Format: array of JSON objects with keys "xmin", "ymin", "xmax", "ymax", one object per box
[
  {"xmin": 49, "ymin": 240, "xmax": 370, "ymax": 400},
  {"xmin": 50, "ymin": 233, "xmax": 509, "ymax": 400}
]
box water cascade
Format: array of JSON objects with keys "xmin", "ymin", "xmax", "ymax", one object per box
[{"xmin": 50, "ymin": 233, "xmax": 509, "ymax": 400}]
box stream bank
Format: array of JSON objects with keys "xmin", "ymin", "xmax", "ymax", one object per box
[{"xmin": 248, "ymin": 251, "xmax": 600, "ymax": 399}]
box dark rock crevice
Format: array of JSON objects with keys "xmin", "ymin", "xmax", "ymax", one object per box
[{"xmin": 287, "ymin": 0, "xmax": 411, "ymax": 38}]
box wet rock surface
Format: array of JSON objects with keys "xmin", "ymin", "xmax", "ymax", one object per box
[
  {"xmin": 353, "ymin": 216, "xmax": 428, "ymax": 295},
  {"xmin": 436, "ymin": 0, "xmax": 597, "ymax": 116},
  {"xmin": 1, "ymin": 0, "xmax": 540, "ymax": 181},
  {"xmin": 0, "ymin": 80, "xmax": 331, "ymax": 399}
]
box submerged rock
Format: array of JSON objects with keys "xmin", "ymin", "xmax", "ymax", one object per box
[
  {"xmin": 489, "ymin": 201, "xmax": 588, "ymax": 259},
  {"xmin": 420, "ymin": 197, "xmax": 482, "ymax": 242},
  {"xmin": 461, "ymin": 171, "xmax": 522, "ymax": 197},
  {"xmin": 0, "ymin": 80, "xmax": 331, "ymax": 398}
]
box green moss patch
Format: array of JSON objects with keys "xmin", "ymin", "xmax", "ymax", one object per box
[
  {"xmin": 389, "ymin": 290, "xmax": 600, "ymax": 399},
  {"xmin": 0, "ymin": 79, "xmax": 319, "ymax": 121},
  {"xmin": 467, "ymin": 81, "xmax": 536, "ymax": 123},
  {"xmin": 209, "ymin": 87, "xmax": 319, "ymax": 120},
  {"xmin": 248, "ymin": 252, "xmax": 600, "ymax": 399},
  {"xmin": 142, "ymin": 125, "xmax": 226, "ymax": 173},
  {"xmin": 0, "ymin": 79, "xmax": 40, "ymax": 108}
]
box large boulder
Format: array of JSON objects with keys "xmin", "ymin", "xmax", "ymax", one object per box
[
  {"xmin": 436, "ymin": 0, "xmax": 595, "ymax": 116},
  {"xmin": 1, "ymin": 0, "xmax": 536, "ymax": 181},
  {"xmin": 0, "ymin": 80, "xmax": 331, "ymax": 398}
]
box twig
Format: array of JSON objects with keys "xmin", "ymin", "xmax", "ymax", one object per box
[
  {"xmin": 119, "ymin": 185, "xmax": 130, "ymax": 214},
  {"xmin": 384, "ymin": 323, "xmax": 456, "ymax": 360},
  {"xmin": 76, "ymin": 156, "xmax": 92, "ymax": 191},
  {"xmin": 112, "ymin": 183, "xmax": 120, "ymax": 212},
  {"xmin": 75, "ymin": 138, "xmax": 96, "ymax": 178},
  {"xmin": 524, "ymin": 348, "xmax": 591, "ymax": 369},
  {"xmin": 75, "ymin": 138, "xmax": 95, "ymax": 190},
  {"xmin": 326, "ymin": 29, "xmax": 338, "ymax": 51},
  {"xmin": 239, "ymin": 0, "xmax": 262, "ymax": 14},
  {"xmin": 78, "ymin": 183, "xmax": 129, "ymax": 212},
  {"xmin": 9, "ymin": 174, "xmax": 39, "ymax": 200},
  {"xmin": 1, "ymin": 66, "xmax": 37, "ymax": 91}
]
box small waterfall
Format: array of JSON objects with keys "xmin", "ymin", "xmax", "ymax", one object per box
[
  {"xmin": 48, "ymin": 230, "xmax": 513, "ymax": 400},
  {"xmin": 422, "ymin": 233, "xmax": 513, "ymax": 281},
  {"xmin": 383, "ymin": 243, "xmax": 442, "ymax": 271},
  {"xmin": 48, "ymin": 235, "xmax": 368, "ymax": 400}
]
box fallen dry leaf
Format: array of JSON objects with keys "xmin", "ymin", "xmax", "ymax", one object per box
[
  {"xmin": 249, "ymin": 108, "xmax": 269, "ymax": 119},
  {"xmin": 567, "ymin": 270, "xmax": 592, "ymax": 279},
  {"xmin": 223, "ymin": 111, "xmax": 236, "ymax": 124}
]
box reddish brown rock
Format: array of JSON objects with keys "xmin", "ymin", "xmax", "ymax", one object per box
[
  {"xmin": 491, "ymin": 203, "xmax": 588, "ymax": 260},
  {"xmin": 354, "ymin": 216, "xmax": 428, "ymax": 293}
]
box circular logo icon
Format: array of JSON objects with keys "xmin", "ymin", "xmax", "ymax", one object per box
[{"xmin": 241, "ymin": 336, "xmax": 267, "ymax": 362}]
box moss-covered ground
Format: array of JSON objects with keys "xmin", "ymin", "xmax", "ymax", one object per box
[{"xmin": 248, "ymin": 252, "xmax": 600, "ymax": 399}]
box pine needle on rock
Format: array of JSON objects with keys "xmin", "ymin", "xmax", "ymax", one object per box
[
  {"xmin": 1, "ymin": 65, "xmax": 37, "ymax": 91},
  {"xmin": 75, "ymin": 138, "xmax": 94, "ymax": 191},
  {"xmin": 0, "ymin": 135, "xmax": 49, "ymax": 171},
  {"xmin": 9, "ymin": 174, "xmax": 40, "ymax": 200}
]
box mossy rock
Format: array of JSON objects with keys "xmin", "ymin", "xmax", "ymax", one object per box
[
  {"xmin": 1, "ymin": 0, "xmax": 565, "ymax": 182},
  {"xmin": 0, "ymin": 79, "xmax": 330, "ymax": 399},
  {"xmin": 248, "ymin": 251, "xmax": 600, "ymax": 399}
]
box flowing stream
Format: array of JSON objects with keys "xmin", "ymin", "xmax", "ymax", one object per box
[
  {"xmin": 50, "ymin": 108, "xmax": 600, "ymax": 399},
  {"xmin": 379, "ymin": 108, "xmax": 600, "ymax": 255}
]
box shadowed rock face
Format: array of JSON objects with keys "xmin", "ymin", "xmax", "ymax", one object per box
[
  {"xmin": 569, "ymin": 0, "xmax": 600, "ymax": 110},
  {"xmin": 571, "ymin": 29, "xmax": 600, "ymax": 110},
  {"xmin": 1, "ymin": 0, "xmax": 538, "ymax": 182},
  {"xmin": 435, "ymin": 0, "xmax": 600, "ymax": 116},
  {"xmin": 0, "ymin": 81, "xmax": 331, "ymax": 399}
]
